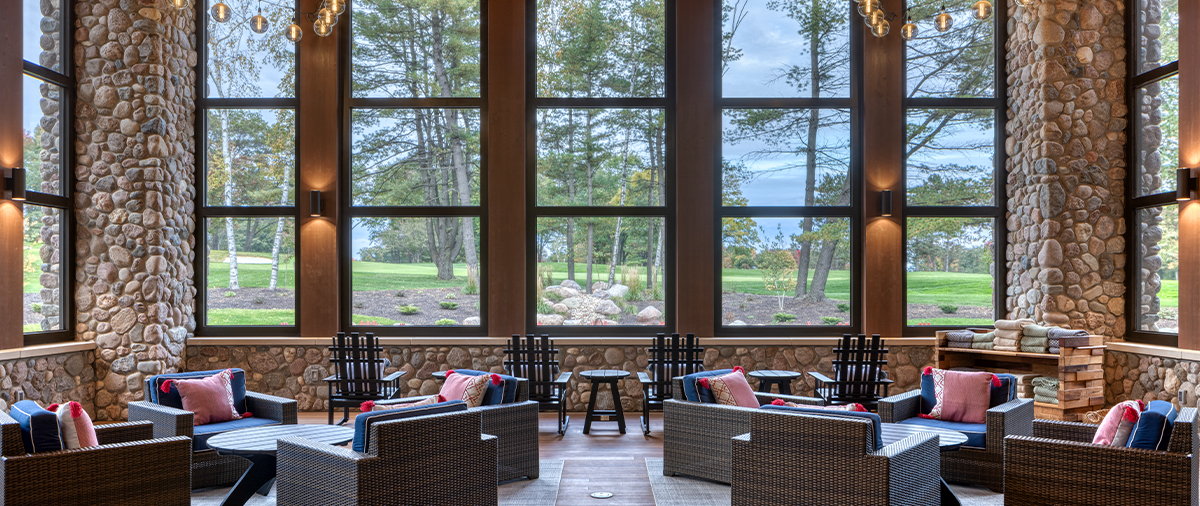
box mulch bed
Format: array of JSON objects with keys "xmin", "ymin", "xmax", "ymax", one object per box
[{"xmin": 719, "ymin": 292, "xmax": 851, "ymax": 326}]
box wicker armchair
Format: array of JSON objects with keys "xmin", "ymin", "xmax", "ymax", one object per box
[
  {"xmin": 731, "ymin": 409, "xmax": 941, "ymax": 506},
  {"xmin": 276, "ymin": 409, "xmax": 498, "ymax": 506},
  {"xmin": 129, "ymin": 382, "xmax": 298, "ymax": 489},
  {"xmin": 1003, "ymin": 407, "xmax": 1197, "ymax": 506},
  {"xmin": 377, "ymin": 377, "xmax": 539, "ymax": 482},
  {"xmin": 663, "ymin": 376, "xmax": 824, "ymax": 484},
  {"xmin": 878, "ymin": 388, "xmax": 1032, "ymax": 492},
  {"xmin": 0, "ymin": 413, "xmax": 192, "ymax": 505}
]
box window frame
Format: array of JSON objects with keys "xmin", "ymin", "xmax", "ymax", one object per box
[
  {"xmin": 339, "ymin": 0, "xmax": 490, "ymax": 337},
  {"xmin": 1126, "ymin": 0, "xmax": 1180, "ymax": 346},
  {"xmin": 20, "ymin": 4, "xmax": 76, "ymax": 346},
  {"xmin": 525, "ymin": 0, "xmax": 677, "ymax": 336},
  {"xmin": 193, "ymin": 1, "xmax": 302, "ymax": 337},
  {"xmin": 900, "ymin": 2, "xmax": 1009, "ymax": 336}
]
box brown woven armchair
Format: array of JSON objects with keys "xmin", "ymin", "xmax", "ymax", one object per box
[
  {"xmin": 0, "ymin": 413, "xmax": 192, "ymax": 506},
  {"xmin": 732, "ymin": 409, "xmax": 941, "ymax": 506},
  {"xmin": 1003, "ymin": 407, "xmax": 1197, "ymax": 506},
  {"xmin": 663, "ymin": 376, "xmax": 824, "ymax": 484},
  {"xmin": 276, "ymin": 409, "xmax": 498, "ymax": 506}
]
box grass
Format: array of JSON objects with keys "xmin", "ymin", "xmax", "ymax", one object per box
[
  {"xmin": 205, "ymin": 309, "xmax": 403, "ymax": 326},
  {"xmin": 906, "ymin": 317, "xmax": 996, "ymax": 326}
]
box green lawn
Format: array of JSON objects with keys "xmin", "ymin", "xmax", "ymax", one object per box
[
  {"xmin": 906, "ymin": 318, "xmax": 996, "ymax": 326},
  {"xmin": 904, "ymin": 271, "xmax": 994, "ymax": 307},
  {"xmin": 205, "ymin": 309, "xmax": 401, "ymax": 326},
  {"xmin": 351, "ymin": 261, "xmax": 474, "ymax": 291},
  {"xmin": 207, "ymin": 261, "xmax": 298, "ymax": 290},
  {"xmin": 722, "ymin": 268, "xmax": 852, "ymax": 300}
]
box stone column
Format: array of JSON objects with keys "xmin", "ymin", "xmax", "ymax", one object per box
[
  {"xmin": 72, "ymin": 0, "xmax": 196, "ymax": 421},
  {"xmin": 1004, "ymin": 0, "xmax": 1128, "ymax": 338}
]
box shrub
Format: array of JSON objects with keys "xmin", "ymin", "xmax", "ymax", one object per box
[
  {"xmin": 31, "ymin": 303, "xmax": 42, "ymax": 313},
  {"xmin": 625, "ymin": 304, "xmax": 638, "ymax": 315},
  {"xmin": 544, "ymin": 291, "xmax": 564, "ymax": 302},
  {"xmin": 352, "ymin": 301, "xmax": 364, "ymax": 309},
  {"xmin": 939, "ymin": 305, "xmax": 959, "ymax": 314},
  {"xmin": 622, "ymin": 266, "xmax": 644, "ymax": 301},
  {"xmin": 394, "ymin": 291, "xmax": 406, "ymax": 298},
  {"xmin": 773, "ymin": 313, "xmax": 796, "ymax": 323},
  {"xmin": 445, "ymin": 293, "xmax": 456, "ymax": 300},
  {"xmin": 253, "ymin": 297, "xmax": 265, "ymax": 305},
  {"xmin": 398, "ymin": 305, "xmax": 420, "ymax": 315},
  {"xmin": 537, "ymin": 264, "xmax": 555, "ymax": 287},
  {"xmin": 836, "ymin": 303, "xmax": 850, "ymax": 313},
  {"xmin": 821, "ymin": 316, "xmax": 841, "ymax": 325},
  {"xmin": 536, "ymin": 299, "xmax": 552, "ymax": 314},
  {"xmin": 223, "ymin": 291, "xmax": 236, "ymax": 298},
  {"xmin": 435, "ymin": 319, "xmax": 458, "ymax": 326},
  {"xmin": 440, "ymin": 302, "xmax": 459, "ymax": 310}
]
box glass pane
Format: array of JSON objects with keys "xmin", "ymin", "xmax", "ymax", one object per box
[
  {"xmin": 23, "ymin": 74, "xmax": 64, "ymax": 196},
  {"xmin": 23, "ymin": 0, "xmax": 60, "ymax": 71},
  {"xmin": 205, "ymin": 217, "xmax": 296, "ymax": 326},
  {"xmin": 720, "ymin": 217, "xmax": 852, "ymax": 327},
  {"xmin": 351, "ymin": 108, "xmax": 481, "ymax": 206},
  {"xmin": 905, "ymin": 0, "xmax": 995, "ymax": 99},
  {"xmin": 1137, "ymin": 77, "xmax": 1179, "ymax": 197},
  {"xmin": 721, "ymin": 0, "xmax": 850, "ymax": 98},
  {"xmin": 23, "ymin": 205, "xmax": 62, "ymax": 332},
  {"xmin": 535, "ymin": 108, "xmax": 665, "ymax": 206},
  {"xmin": 1140, "ymin": 0, "xmax": 1179, "ymax": 72},
  {"xmin": 906, "ymin": 217, "xmax": 995, "ymax": 326},
  {"xmin": 534, "ymin": 216, "xmax": 665, "ymax": 326},
  {"xmin": 1137, "ymin": 205, "xmax": 1178, "ymax": 333},
  {"xmin": 351, "ymin": 217, "xmax": 482, "ymax": 327},
  {"xmin": 352, "ymin": 0, "xmax": 481, "ymax": 98},
  {"xmin": 722, "ymin": 108, "xmax": 851, "ymax": 207},
  {"xmin": 537, "ymin": 0, "xmax": 665, "ymax": 98},
  {"xmin": 205, "ymin": 109, "xmax": 295, "ymax": 206},
  {"xmin": 906, "ymin": 109, "xmax": 995, "ymax": 206},
  {"xmin": 206, "ymin": 0, "xmax": 297, "ymax": 98}
]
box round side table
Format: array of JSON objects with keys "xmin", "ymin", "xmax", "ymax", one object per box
[
  {"xmin": 579, "ymin": 369, "xmax": 631, "ymax": 434},
  {"xmin": 748, "ymin": 369, "xmax": 803, "ymax": 395}
]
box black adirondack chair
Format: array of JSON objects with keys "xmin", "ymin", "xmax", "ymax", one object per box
[
  {"xmin": 807, "ymin": 333, "xmax": 892, "ymax": 411},
  {"xmin": 324, "ymin": 332, "xmax": 407, "ymax": 425},
  {"xmin": 504, "ymin": 334, "xmax": 572, "ymax": 435},
  {"xmin": 637, "ymin": 333, "xmax": 704, "ymax": 435}
]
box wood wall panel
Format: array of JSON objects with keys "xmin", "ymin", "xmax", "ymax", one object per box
[
  {"xmin": 487, "ymin": 0, "xmax": 525, "ymax": 337},
  {"xmin": 1178, "ymin": 0, "xmax": 1199, "ymax": 350},
  {"xmin": 674, "ymin": 0, "xmax": 715, "ymax": 336},
  {"xmin": 0, "ymin": 0, "xmax": 23, "ymax": 349},
  {"xmin": 298, "ymin": 0, "xmax": 340, "ymax": 337}
]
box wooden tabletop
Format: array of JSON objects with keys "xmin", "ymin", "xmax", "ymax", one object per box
[
  {"xmin": 748, "ymin": 369, "xmax": 803, "ymax": 379},
  {"xmin": 207, "ymin": 424, "xmax": 355, "ymax": 455},
  {"xmin": 580, "ymin": 369, "xmax": 631, "ymax": 380},
  {"xmin": 880, "ymin": 423, "xmax": 968, "ymax": 452}
]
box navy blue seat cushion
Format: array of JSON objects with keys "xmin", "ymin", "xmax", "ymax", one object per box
[
  {"xmin": 681, "ymin": 369, "xmax": 734, "ymax": 403},
  {"xmin": 1127, "ymin": 400, "xmax": 1177, "ymax": 451},
  {"xmin": 193, "ymin": 417, "xmax": 279, "ymax": 451},
  {"xmin": 353, "ymin": 400, "xmax": 468, "ymax": 453},
  {"xmin": 920, "ymin": 371, "xmax": 1016, "ymax": 415},
  {"xmin": 760, "ymin": 404, "xmax": 884, "ymax": 451},
  {"xmin": 451, "ymin": 369, "xmax": 518, "ymax": 405},
  {"xmin": 898, "ymin": 417, "xmax": 988, "ymax": 449},
  {"xmin": 148, "ymin": 369, "xmax": 248, "ymax": 415},
  {"xmin": 9, "ymin": 400, "xmax": 63, "ymax": 454}
]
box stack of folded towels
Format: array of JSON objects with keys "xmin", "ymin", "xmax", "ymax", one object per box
[
  {"xmin": 944, "ymin": 330, "xmax": 976, "ymax": 349},
  {"xmin": 971, "ymin": 331, "xmax": 995, "ymax": 350},
  {"xmin": 1047, "ymin": 327, "xmax": 1088, "ymax": 354},
  {"xmin": 1032, "ymin": 376, "xmax": 1059, "ymax": 404},
  {"xmin": 1020, "ymin": 324, "xmax": 1050, "ymax": 353},
  {"xmin": 1011, "ymin": 373, "xmax": 1040, "ymax": 398},
  {"xmin": 992, "ymin": 319, "xmax": 1033, "ymax": 351}
]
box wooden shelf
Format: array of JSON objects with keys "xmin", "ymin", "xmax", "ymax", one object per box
[{"xmin": 934, "ymin": 347, "xmax": 1060, "ymax": 360}]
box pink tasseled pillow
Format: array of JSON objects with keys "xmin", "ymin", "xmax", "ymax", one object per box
[
  {"xmin": 699, "ymin": 367, "xmax": 760, "ymax": 408},
  {"xmin": 360, "ymin": 395, "xmax": 446, "ymax": 412},
  {"xmin": 920, "ymin": 367, "xmax": 1000, "ymax": 424},
  {"xmin": 439, "ymin": 370, "xmax": 500, "ymax": 408},
  {"xmin": 47, "ymin": 402, "xmax": 97, "ymax": 449},
  {"xmin": 1093, "ymin": 400, "xmax": 1145, "ymax": 446},
  {"xmin": 170, "ymin": 369, "xmax": 243, "ymax": 426},
  {"xmin": 770, "ymin": 399, "xmax": 868, "ymax": 412}
]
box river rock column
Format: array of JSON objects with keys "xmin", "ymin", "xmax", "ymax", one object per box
[
  {"xmin": 73, "ymin": 0, "xmax": 197, "ymax": 421},
  {"xmin": 1004, "ymin": 0, "xmax": 1127, "ymax": 338}
]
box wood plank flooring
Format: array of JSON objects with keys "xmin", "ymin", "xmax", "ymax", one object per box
[{"xmin": 297, "ymin": 411, "xmax": 666, "ymax": 506}]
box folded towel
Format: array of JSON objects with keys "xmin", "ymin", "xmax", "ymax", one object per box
[
  {"xmin": 994, "ymin": 337, "xmax": 1019, "ymax": 347},
  {"xmin": 994, "ymin": 329, "xmax": 1022, "ymax": 339},
  {"xmin": 971, "ymin": 341, "xmax": 995, "ymax": 350},
  {"xmin": 1021, "ymin": 345, "xmax": 1048, "ymax": 353},
  {"xmin": 974, "ymin": 331, "xmax": 996, "ymax": 342},
  {"xmin": 947, "ymin": 341, "xmax": 973, "ymax": 349},
  {"xmin": 994, "ymin": 345, "xmax": 1020, "ymax": 352},
  {"xmin": 1031, "ymin": 377, "xmax": 1058, "ymax": 389},
  {"xmin": 1047, "ymin": 327, "xmax": 1088, "ymax": 339},
  {"xmin": 1020, "ymin": 337, "xmax": 1048, "ymax": 347},
  {"xmin": 1048, "ymin": 347, "xmax": 1060, "ymax": 354},
  {"xmin": 1033, "ymin": 393, "xmax": 1059, "ymax": 404},
  {"xmin": 1022, "ymin": 324, "xmax": 1050, "ymax": 337},
  {"xmin": 945, "ymin": 330, "xmax": 976, "ymax": 342},
  {"xmin": 995, "ymin": 319, "xmax": 1036, "ymax": 331}
]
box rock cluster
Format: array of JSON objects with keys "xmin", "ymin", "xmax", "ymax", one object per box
[
  {"xmin": 72, "ymin": 0, "xmax": 197, "ymax": 420},
  {"xmin": 1106, "ymin": 350, "xmax": 1196, "ymax": 409},
  {"xmin": 540, "ymin": 281, "xmax": 660, "ymax": 325},
  {"xmin": 1004, "ymin": 0, "xmax": 1127, "ymax": 338},
  {"xmin": 0, "ymin": 352, "xmax": 96, "ymax": 416}
]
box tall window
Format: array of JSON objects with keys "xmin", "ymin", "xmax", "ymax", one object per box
[
  {"xmin": 196, "ymin": 0, "xmax": 298, "ymax": 334},
  {"xmin": 718, "ymin": 0, "xmax": 856, "ymax": 334},
  {"xmin": 903, "ymin": 0, "xmax": 1004, "ymax": 331},
  {"xmin": 346, "ymin": 0, "xmax": 485, "ymax": 333},
  {"xmin": 1129, "ymin": 0, "xmax": 1179, "ymax": 345},
  {"xmin": 529, "ymin": 0, "xmax": 672, "ymax": 333},
  {"xmin": 20, "ymin": 0, "xmax": 73, "ymax": 345}
]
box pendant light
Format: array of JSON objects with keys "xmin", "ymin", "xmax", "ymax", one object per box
[
  {"xmin": 314, "ymin": 18, "xmax": 333, "ymax": 37},
  {"xmin": 900, "ymin": 17, "xmax": 918, "ymax": 40},
  {"xmin": 866, "ymin": 9, "xmax": 887, "ymax": 27},
  {"xmin": 170, "ymin": 0, "xmax": 191, "ymax": 9},
  {"xmin": 858, "ymin": 0, "xmax": 881, "ymax": 17},
  {"xmin": 328, "ymin": 0, "xmax": 346, "ymax": 16},
  {"xmin": 972, "ymin": 0, "xmax": 993, "ymax": 20},
  {"xmin": 317, "ymin": 6, "xmax": 337, "ymax": 27},
  {"xmin": 285, "ymin": 20, "xmax": 303, "ymax": 42},
  {"xmin": 250, "ymin": 2, "xmax": 269, "ymax": 34},
  {"xmin": 210, "ymin": 2, "xmax": 231, "ymax": 22},
  {"xmin": 934, "ymin": 7, "xmax": 953, "ymax": 32},
  {"xmin": 872, "ymin": 19, "xmax": 890, "ymax": 38}
]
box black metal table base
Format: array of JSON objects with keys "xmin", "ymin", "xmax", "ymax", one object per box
[
  {"xmin": 221, "ymin": 453, "xmax": 276, "ymax": 506},
  {"xmin": 755, "ymin": 378, "xmax": 793, "ymax": 395},
  {"xmin": 583, "ymin": 379, "xmax": 626, "ymax": 434}
]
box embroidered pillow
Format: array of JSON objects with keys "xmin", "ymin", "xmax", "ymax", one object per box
[
  {"xmin": 360, "ymin": 395, "xmax": 446, "ymax": 412},
  {"xmin": 770, "ymin": 399, "xmax": 867, "ymax": 412},
  {"xmin": 50, "ymin": 402, "xmax": 97, "ymax": 449},
  {"xmin": 171, "ymin": 369, "xmax": 243, "ymax": 426},
  {"xmin": 698, "ymin": 367, "xmax": 759, "ymax": 408},
  {"xmin": 440, "ymin": 370, "xmax": 499, "ymax": 408},
  {"xmin": 1093, "ymin": 400, "xmax": 1145, "ymax": 446},
  {"xmin": 920, "ymin": 367, "xmax": 999, "ymax": 424}
]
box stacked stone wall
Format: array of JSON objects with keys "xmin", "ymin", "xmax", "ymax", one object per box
[
  {"xmin": 29, "ymin": 0, "xmax": 65, "ymax": 332},
  {"xmin": 1004, "ymin": 0, "xmax": 1128, "ymax": 338},
  {"xmin": 72, "ymin": 0, "xmax": 197, "ymax": 421},
  {"xmin": 0, "ymin": 351, "xmax": 97, "ymax": 416},
  {"xmin": 1105, "ymin": 350, "xmax": 1197, "ymax": 410},
  {"xmin": 186, "ymin": 344, "xmax": 931, "ymax": 412}
]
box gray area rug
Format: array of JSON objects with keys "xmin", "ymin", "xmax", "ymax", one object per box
[
  {"xmin": 646, "ymin": 458, "xmax": 1004, "ymax": 506},
  {"xmin": 192, "ymin": 459, "xmax": 564, "ymax": 506}
]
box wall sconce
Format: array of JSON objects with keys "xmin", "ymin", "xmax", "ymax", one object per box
[
  {"xmin": 4, "ymin": 168, "xmax": 26, "ymax": 201},
  {"xmin": 309, "ymin": 190, "xmax": 323, "ymax": 217},
  {"xmin": 880, "ymin": 189, "xmax": 893, "ymax": 217},
  {"xmin": 1178, "ymin": 168, "xmax": 1198, "ymax": 201}
]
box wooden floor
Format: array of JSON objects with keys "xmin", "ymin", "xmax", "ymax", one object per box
[{"xmin": 298, "ymin": 411, "xmax": 667, "ymax": 506}]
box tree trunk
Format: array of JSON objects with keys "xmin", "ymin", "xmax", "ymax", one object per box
[
  {"xmin": 430, "ymin": 11, "xmax": 477, "ymax": 287},
  {"xmin": 796, "ymin": 5, "xmax": 820, "ymax": 298},
  {"xmin": 585, "ymin": 110, "xmax": 596, "ymax": 292},
  {"xmin": 608, "ymin": 125, "xmax": 632, "ymax": 286},
  {"xmin": 268, "ymin": 156, "xmax": 292, "ymax": 290},
  {"xmin": 803, "ymin": 176, "xmax": 852, "ymax": 303},
  {"xmin": 218, "ymin": 109, "xmax": 239, "ymax": 290}
]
